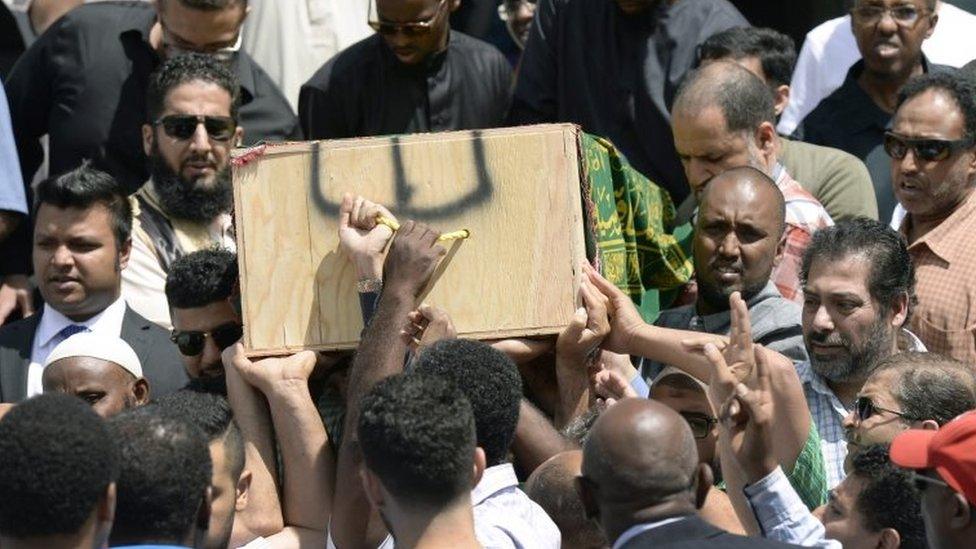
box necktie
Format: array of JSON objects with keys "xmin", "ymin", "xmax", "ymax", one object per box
[{"xmin": 56, "ymin": 324, "xmax": 88, "ymax": 342}]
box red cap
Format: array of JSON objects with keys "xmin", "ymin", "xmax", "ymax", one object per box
[{"xmin": 891, "ymin": 411, "xmax": 976, "ymax": 505}]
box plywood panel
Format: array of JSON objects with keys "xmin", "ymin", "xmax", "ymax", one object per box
[{"xmin": 233, "ymin": 124, "xmax": 587, "ymax": 355}]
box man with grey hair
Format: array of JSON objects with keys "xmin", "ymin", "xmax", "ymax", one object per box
[
  {"xmin": 671, "ymin": 61, "xmax": 833, "ymax": 303},
  {"xmin": 576, "ymin": 398, "xmax": 797, "ymax": 548}
]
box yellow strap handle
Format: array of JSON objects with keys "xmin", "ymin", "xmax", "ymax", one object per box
[{"xmin": 376, "ymin": 215, "xmax": 470, "ymax": 242}]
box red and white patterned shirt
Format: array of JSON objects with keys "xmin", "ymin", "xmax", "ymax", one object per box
[{"xmin": 773, "ymin": 164, "xmax": 835, "ymax": 302}]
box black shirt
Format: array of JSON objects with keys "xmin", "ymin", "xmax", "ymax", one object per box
[
  {"xmin": 298, "ymin": 31, "xmax": 512, "ymax": 139},
  {"xmin": 1, "ymin": 1, "xmax": 299, "ymax": 276},
  {"xmin": 508, "ymin": 0, "xmax": 748, "ymax": 203},
  {"xmin": 793, "ymin": 59, "xmax": 953, "ymax": 224}
]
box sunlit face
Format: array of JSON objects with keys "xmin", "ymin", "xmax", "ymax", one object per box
[
  {"xmin": 802, "ymin": 255, "xmax": 898, "ymax": 383},
  {"xmin": 171, "ymin": 300, "xmax": 241, "ymax": 380},
  {"xmin": 156, "ymin": 0, "xmax": 246, "ymax": 59},
  {"xmin": 650, "ymin": 378, "xmax": 718, "ymax": 475},
  {"xmin": 693, "ymin": 176, "xmax": 783, "ymax": 312},
  {"xmin": 813, "ymin": 475, "xmax": 886, "ymax": 549},
  {"xmin": 842, "ymin": 369, "xmax": 911, "ymax": 464},
  {"xmin": 851, "ymin": 0, "xmax": 936, "ymax": 79},
  {"xmin": 42, "ymin": 357, "xmax": 144, "ymax": 418},
  {"xmin": 33, "ymin": 204, "xmax": 131, "ymax": 322},
  {"xmin": 890, "ymin": 89, "xmax": 976, "ymax": 219},
  {"xmin": 672, "ymin": 105, "xmax": 768, "ymax": 197},
  {"xmin": 205, "ymin": 438, "xmax": 238, "ymax": 549},
  {"xmin": 374, "ymin": 0, "xmax": 453, "ymax": 65}
]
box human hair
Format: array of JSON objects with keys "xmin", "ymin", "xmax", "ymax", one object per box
[
  {"xmin": 897, "ymin": 72, "xmax": 976, "ymax": 142},
  {"xmin": 800, "ymin": 217, "xmax": 916, "ymax": 320},
  {"xmin": 412, "ymin": 339, "xmax": 523, "ymax": 466},
  {"xmin": 146, "ymin": 53, "xmax": 241, "ymax": 123},
  {"xmin": 673, "ymin": 61, "xmax": 777, "ymax": 133},
  {"xmin": 697, "ymin": 27, "xmax": 796, "ymax": 88},
  {"xmin": 358, "ymin": 373, "xmax": 477, "ymax": 509},
  {"xmin": 35, "ymin": 163, "xmax": 132, "ymax": 249},
  {"xmin": 108, "ymin": 406, "xmax": 212, "ymax": 545},
  {"xmin": 850, "ymin": 445, "xmax": 926, "ymax": 549},
  {"xmin": 165, "ymin": 248, "xmax": 239, "ymax": 309},
  {"xmin": 151, "ymin": 390, "xmax": 245, "ymax": 481},
  {"xmin": 525, "ymin": 454, "xmax": 606, "ymax": 549},
  {"xmin": 876, "ymin": 352, "xmax": 976, "ymax": 426},
  {"xmin": 0, "ymin": 394, "xmax": 118, "ymax": 539},
  {"xmin": 562, "ymin": 407, "xmax": 600, "ymax": 446}
]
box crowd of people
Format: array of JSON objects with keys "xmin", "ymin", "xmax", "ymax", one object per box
[{"xmin": 1, "ymin": 0, "xmax": 976, "ymax": 548}]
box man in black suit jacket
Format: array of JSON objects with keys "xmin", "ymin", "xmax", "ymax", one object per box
[
  {"xmin": 0, "ymin": 165, "xmax": 186, "ymax": 403},
  {"xmin": 577, "ymin": 398, "xmax": 800, "ymax": 548}
]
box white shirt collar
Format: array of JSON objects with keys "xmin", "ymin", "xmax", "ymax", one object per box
[
  {"xmin": 35, "ymin": 296, "xmax": 128, "ymax": 350},
  {"xmin": 612, "ymin": 517, "xmax": 689, "ymax": 549},
  {"xmin": 471, "ymin": 463, "xmax": 519, "ymax": 506}
]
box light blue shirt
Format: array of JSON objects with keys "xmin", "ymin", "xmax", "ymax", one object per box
[
  {"xmin": 0, "ymin": 82, "xmax": 28, "ymax": 215},
  {"xmin": 745, "ymin": 466, "xmax": 841, "ymax": 549}
]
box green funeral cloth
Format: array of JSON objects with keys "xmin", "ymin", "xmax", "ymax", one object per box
[{"xmin": 583, "ymin": 134, "xmax": 693, "ymax": 322}]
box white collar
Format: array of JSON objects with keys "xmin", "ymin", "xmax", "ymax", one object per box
[
  {"xmin": 471, "ymin": 463, "xmax": 519, "ymax": 506},
  {"xmin": 612, "ymin": 517, "xmax": 689, "ymax": 549},
  {"xmin": 35, "ymin": 296, "xmax": 128, "ymax": 349}
]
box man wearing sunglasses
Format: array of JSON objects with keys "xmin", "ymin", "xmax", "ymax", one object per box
[
  {"xmin": 792, "ymin": 0, "xmax": 953, "ymax": 224},
  {"xmin": 890, "ymin": 410, "xmax": 976, "ymax": 549},
  {"xmin": 165, "ymin": 249, "xmax": 241, "ymax": 384},
  {"xmin": 298, "ymin": 0, "xmax": 512, "ymax": 140},
  {"xmin": 122, "ymin": 54, "xmax": 241, "ymax": 330},
  {"xmin": 887, "ymin": 73, "xmax": 976, "ymax": 364},
  {"xmin": 0, "ymin": 0, "xmax": 299, "ymax": 327}
]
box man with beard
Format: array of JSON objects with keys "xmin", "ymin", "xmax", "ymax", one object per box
[
  {"xmin": 642, "ymin": 167, "xmax": 808, "ymax": 381},
  {"xmin": 797, "ymin": 217, "xmax": 922, "ymax": 487},
  {"xmin": 123, "ymin": 53, "xmax": 241, "ymax": 329},
  {"xmin": 671, "ymin": 62, "xmax": 833, "ymax": 303}
]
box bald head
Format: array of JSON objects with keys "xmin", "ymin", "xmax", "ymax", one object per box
[
  {"xmin": 582, "ymin": 399, "xmax": 698, "ymax": 502},
  {"xmin": 700, "ymin": 167, "xmax": 785, "ymax": 234},
  {"xmin": 526, "ymin": 451, "xmax": 606, "ymax": 549},
  {"xmin": 673, "ymin": 61, "xmax": 776, "ymax": 132}
]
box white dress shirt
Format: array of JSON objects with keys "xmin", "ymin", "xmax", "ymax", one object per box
[
  {"xmin": 745, "ymin": 466, "xmax": 842, "ymax": 549},
  {"xmin": 778, "ymin": 1, "xmax": 976, "ymax": 135},
  {"xmin": 26, "ymin": 296, "xmax": 128, "ymax": 398}
]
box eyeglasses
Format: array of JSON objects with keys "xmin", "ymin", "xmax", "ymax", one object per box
[
  {"xmin": 160, "ymin": 25, "xmax": 243, "ymax": 62},
  {"xmin": 851, "ymin": 4, "xmax": 930, "ymax": 27},
  {"xmin": 497, "ymin": 0, "xmax": 537, "ymax": 20},
  {"xmin": 680, "ymin": 412, "xmax": 718, "ymax": 439},
  {"xmin": 170, "ymin": 322, "xmax": 243, "ymax": 356},
  {"xmin": 154, "ymin": 114, "xmax": 237, "ymax": 142},
  {"xmin": 852, "ymin": 395, "xmax": 917, "ymax": 422},
  {"xmin": 368, "ymin": 0, "xmax": 448, "ymax": 36},
  {"xmin": 912, "ymin": 470, "xmax": 952, "ymax": 492},
  {"xmin": 884, "ymin": 132, "xmax": 975, "ymax": 162}
]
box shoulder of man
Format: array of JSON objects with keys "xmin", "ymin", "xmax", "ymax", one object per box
[
  {"xmin": 301, "ymin": 34, "xmax": 385, "ymax": 92},
  {"xmin": 54, "ymin": 0, "xmax": 153, "ymax": 35},
  {"xmin": 120, "ymin": 306, "xmax": 188, "ymax": 397},
  {"xmin": 779, "ymin": 139, "xmax": 878, "ymax": 221},
  {"xmin": 0, "ymin": 313, "xmax": 38, "ymax": 351}
]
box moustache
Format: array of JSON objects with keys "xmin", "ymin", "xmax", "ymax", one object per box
[{"xmin": 808, "ymin": 330, "xmax": 846, "ymax": 347}]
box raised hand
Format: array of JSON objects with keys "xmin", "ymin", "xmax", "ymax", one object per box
[
  {"xmin": 382, "ymin": 220, "xmax": 446, "ymax": 299},
  {"xmin": 400, "ymin": 303, "xmax": 457, "ymax": 353},
  {"xmin": 222, "ymin": 342, "xmax": 317, "ymax": 395},
  {"xmin": 591, "ymin": 367, "xmax": 638, "ymax": 408},
  {"xmin": 583, "ymin": 263, "xmax": 645, "ymax": 356},
  {"xmin": 556, "ymin": 278, "xmax": 611, "ymax": 366},
  {"xmin": 338, "ymin": 193, "xmax": 397, "ymax": 280},
  {"xmin": 704, "ymin": 341, "xmax": 777, "ymax": 484}
]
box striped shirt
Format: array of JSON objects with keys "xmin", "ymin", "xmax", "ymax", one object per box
[{"xmin": 772, "ymin": 164, "xmax": 835, "ymax": 303}]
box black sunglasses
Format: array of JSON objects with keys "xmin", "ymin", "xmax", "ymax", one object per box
[
  {"xmin": 154, "ymin": 114, "xmax": 237, "ymax": 142},
  {"xmin": 368, "ymin": 0, "xmax": 447, "ymax": 36},
  {"xmin": 680, "ymin": 412, "xmax": 718, "ymax": 439},
  {"xmin": 170, "ymin": 322, "xmax": 243, "ymax": 357},
  {"xmin": 883, "ymin": 131, "xmax": 974, "ymax": 162},
  {"xmin": 852, "ymin": 396, "xmax": 917, "ymax": 422}
]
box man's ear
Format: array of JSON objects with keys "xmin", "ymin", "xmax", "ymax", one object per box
[
  {"xmin": 235, "ymin": 469, "xmax": 252, "ymax": 512},
  {"xmin": 693, "ymin": 463, "xmax": 713, "ymax": 510},
  {"xmin": 117, "ymin": 237, "xmax": 133, "ymax": 272},
  {"xmin": 773, "ymin": 85, "xmax": 791, "ymax": 117},
  {"xmin": 449, "ymin": 0, "xmax": 462, "ymax": 13},
  {"xmin": 756, "ymin": 121, "xmax": 778, "ymax": 162},
  {"xmin": 360, "ymin": 465, "xmax": 385, "ymax": 511},
  {"xmin": 772, "ymin": 231, "xmax": 787, "ymax": 268},
  {"xmin": 472, "ymin": 447, "xmax": 486, "ymax": 488},
  {"xmin": 576, "ymin": 475, "xmax": 600, "ymax": 521},
  {"xmin": 132, "ymin": 378, "xmax": 150, "ymax": 406},
  {"xmin": 93, "ymin": 482, "xmax": 117, "ymax": 549},
  {"xmin": 196, "ymin": 485, "xmax": 213, "ymax": 537},
  {"xmin": 920, "ymin": 419, "xmax": 940, "ymax": 431},
  {"xmin": 876, "ymin": 527, "xmax": 901, "ymax": 549},
  {"xmin": 142, "ymin": 124, "xmax": 154, "ymax": 158},
  {"xmin": 233, "ymin": 125, "xmax": 244, "ymax": 148},
  {"xmin": 925, "ymin": 13, "xmax": 939, "ymax": 39},
  {"xmin": 950, "ymin": 492, "xmax": 974, "ymax": 529},
  {"xmin": 890, "ymin": 292, "xmax": 909, "ymax": 330}
]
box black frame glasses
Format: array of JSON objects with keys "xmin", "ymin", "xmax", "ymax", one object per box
[
  {"xmin": 367, "ymin": 0, "xmax": 448, "ymax": 36},
  {"xmin": 852, "ymin": 395, "xmax": 917, "ymax": 422},
  {"xmin": 171, "ymin": 322, "xmax": 243, "ymax": 357},
  {"xmin": 680, "ymin": 412, "xmax": 719, "ymax": 439},
  {"xmin": 154, "ymin": 114, "xmax": 237, "ymax": 142},
  {"xmin": 883, "ymin": 131, "xmax": 975, "ymax": 162}
]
